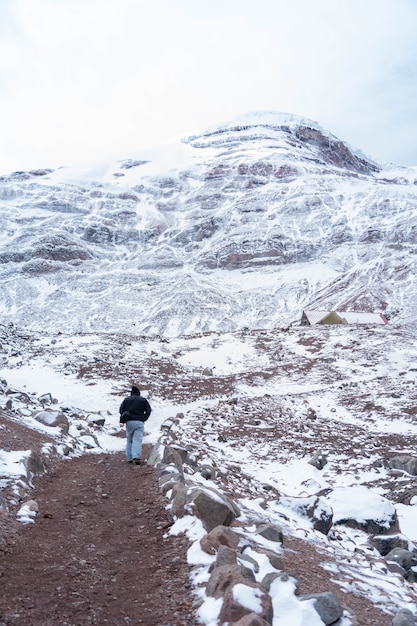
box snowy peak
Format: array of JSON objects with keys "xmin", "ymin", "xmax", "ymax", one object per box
[
  {"xmin": 184, "ymin": 110, "xmax": 379, "ymax": 175},
  {"xmin": 0, "ymin": 111, "xmax": 417, "ymax": 336}
]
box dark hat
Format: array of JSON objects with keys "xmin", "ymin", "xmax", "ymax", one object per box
[{"xmin": 131, "ymin": 386, "xmax": 140, "ymax": 395}]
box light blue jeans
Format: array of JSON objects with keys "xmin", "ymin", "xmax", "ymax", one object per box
[{"xmin": 125, "ymin": 420, "xmax": 145, "ymax": 461}]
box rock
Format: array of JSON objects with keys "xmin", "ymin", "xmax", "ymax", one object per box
[
  {"xmin": 169, "ymin": 445, "xmax": 188, "ymax": 463},
  {"xmin": 163, "ymin": 446, "xmax": 184, "ymax": 468},
  {"xmin": 158, "ymin": 463, "xmax": 184, "ymax": 489},
  {"xmin": 200, "ymin": 525, "xmax": 241, "ymax": 554},
  {"xmin": 199, "ymin": 464, "xmax": 216, "ymax": 480},
  {"xmin": 389, "ymin": 456, "xmax": 417, "ymax": 476},
  {"xmin": 38, "ymin": 393, "xmax": 53, "ymax": 405},
  {"xmin": 256, "ymin": 523, "xmax": 284, "ymax": 543},
  {"xmin": 231, "ymin": 612, "xmax": 271, "ymax": 626},
  {"xmin": 385, "ymin": 561, "xmax": 407, "ymax": 577},
  {"xmin": 24, "ymin": 452, "xmax": 46, "ymax": 480},
  {"xmin": 260, "ymin": 571, "xmax": 291, "ymax": 592},
  {"xmin": 385, "ymin": 548, "xmax": 417, "ymax": 573},
  {"xmin": 392, "ymin": 609, "xmax": 416, "ymax": 626},
  {"xmin": 326, "ymin": 487, "xmax": 398, "ymax": 535},
  {"xmin": 78, "ymin": 433, "xmax": 101, "ymax": 449},
  {"xmin": 169, "ymin": 484, "xmax": 188, "ymax": 518},
  {"xmin": 188, "ymin": 486, "xmax": 240, "ymax": 532},
  {"xmin": 34, "ymin": 410, "xmax": 69, "ymax": 434},
  {"xmin": 206, "ymin": 564, "xmax": 256, "ymax": 598},
  {"xmin": 215, "ymin": 545, "xmax": 238, "ymax": 568},
  {"xmin": 308, "ymin": 452, "xmax": 327, "ymax": 470},
  {"xmin": 278, "ymin": 495, "xmax": 333, "ymax": 534},
  {"xmin": 238, "ymin": 551, "xmax": 260, "ymax": 574},
  {"xmin": 17, "ymin": 499, "xmax": 39, "ymax": 523},
  {"xmin": 147, "ymin": 441, "xmax": 164, "ymax": 466},
  {"xmin": 394, "ymin": 487, "xmax": 417, "ymax": 505},
  {"xmin": 218, "ymin": 582, "xmax": 273, "ymax": 625},
  {"xmin": 88, "ymin": 416, "xmax": 105, "ymax": 427},
  {"xmin": 160, "ymin": 473, "xmax": 185, "ymax": 495},
  {"xmin": 258, "ymin": 549, "xmax": 284, "ymax": 571},
  {"xmin": 299, "ymin": 591, "xmax": 343, "ymax": 625},
  {"xmin": 370, "ymin": 534, "xmax": 412, "ymax": 556}
]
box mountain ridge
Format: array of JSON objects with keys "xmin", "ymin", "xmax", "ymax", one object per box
[{"xmin": 0, "ymin": 111, "xmax": 416, "ymax": 336}]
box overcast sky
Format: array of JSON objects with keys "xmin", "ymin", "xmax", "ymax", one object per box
[{"xmin": 1, "ymin": 0, "xmax": 417, "ymax": 174}]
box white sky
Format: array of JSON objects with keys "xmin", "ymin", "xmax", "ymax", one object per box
[{"xmin": 1, "ymin": 0, "xmax": 417, "ymax": 174}]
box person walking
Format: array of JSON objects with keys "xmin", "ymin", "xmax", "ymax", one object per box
[{"xmin": 119, "ymin": 386, "xmax": 152, "ymax": 465}]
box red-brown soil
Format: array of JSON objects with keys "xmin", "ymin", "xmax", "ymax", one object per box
[{"xmin": 0, "ymin": 446, "xmax": 197, "ymax": 626}]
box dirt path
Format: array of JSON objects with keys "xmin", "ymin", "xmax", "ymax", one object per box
[{"xmin": 0, "ymin": 447, "xmax": 197, "ymax": 626}]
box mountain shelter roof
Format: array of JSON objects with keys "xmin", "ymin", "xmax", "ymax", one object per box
[{"xmin": 301, "ymin": 310, "xmax": 389, "ymax": 325}]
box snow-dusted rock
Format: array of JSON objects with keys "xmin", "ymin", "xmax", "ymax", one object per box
[
  {"xmin": 187, "ymin": 486, "xmax": 240, "ymax": 532},
  {"xmin": 385, "ymin": 548, "xmax": 417, "ymax": 582},
  {"xmin": 390, "ymin": 456, "xmax": 417, "ymax": 476},
  {"xmin": 324, "ymin": 486, "xmax": 398, "ymax": 534},
  {"xmin": 24, "ymin": 451, "xmax": 45, "ymax": 482},
  {"xmin": 163, "ymin": 445, "xmax": 184, "ymax": 468},
  {"xmin": 370, "ymin": 533, "xmax": 412, "ymax": 556},
  {"xmin": 256, "ymin": 523, "xmax": 283, "ymax": 544},
  {"xmin": 308, "ymin": 452, "xmax": 328, "ymax": 470},
  {"xmin": 33, "ymin": 409, "xmax": 69, "ymax": 433},
  {"xmin": 17, "ymin": 499, "xmax": 39, "ymax": 524},
  {"xmin": 392, "ymin": 608, "xmax": 416, "ymax": 626},
  {"xmin": 200, "ymin": 525, "xmax": 241, "ymax": 555},
  {"xmin": 277, "ymin": 495, "xmax": 333, "ymax": 534},
  {"xmin": 219, "ymin": 582, "xmax": 273, "ymax": 625},
  {"xmin": 206, "ymin": 563, "xmax": 256, "ymax": 598},
  {"xmin": 299, "ymin": 591, "xmax": 343, "ymax": 626}
]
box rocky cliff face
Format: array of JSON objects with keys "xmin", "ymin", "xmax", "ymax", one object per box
[{"xmin": 0, "ymin": 111, "xmax": 416, "ymax": 336}]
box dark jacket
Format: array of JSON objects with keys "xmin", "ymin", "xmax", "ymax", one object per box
[{"xmin": 119, "ymin": 394, "xmax": 152, "ymax": 423}]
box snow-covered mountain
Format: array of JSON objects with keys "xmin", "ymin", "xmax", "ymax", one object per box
[{"xmin": 1, "ymin": 111, "xmax": 417, "ymax": 336}]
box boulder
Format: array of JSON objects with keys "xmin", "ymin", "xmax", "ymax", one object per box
[
  {"xmin": 258, "ymin": 549, "xmax": 284, "ymax": 572},
  {"xmin": 278, "ymin": 495, "xmax": 333, "ymax": 534},
  {"xmin": 299, "ymin": 591, "xmax": 343, "ymax": 625},
  {"xmin": 38, "ymin": 392, "xmax": 53, "ymax": 405},
  {"xmin": 169, "ymin": 484, "xmax": 188, "ymax": 518},
  {"xmin": 188, "ymin": 486, "xmax": 240, "ymax": 532},
  {"xmin": 88, "ymin": 416, "xmax": 105, "ymax": 427},
  {"xmin": 218, "ymin": 582, "xmax": 273, "ymax": 625},
  {"xmin": 326, "ymin": 487, "xmax": 398, "ymax": 535},
  {"xmin": 200, "ymin": 525, "xmax": 241, "ymax": 555},
  {"xmin": 24, "ymin": 452, "xmax": 46, "ymax": 482},
  {"xmin": 308, "ymin": 452, "xmax": 328, "ymax": 470},
  {"xmin": 78, "ymin": 433, "xmax": 101, "ymax": 449},
  {"xmin": 163, "ymin": 446, "xmax": 184, "ymax": 468},
  {"xmin": 199, "ymin": 464, "xmax": 216, "ymax": 480},
  {"xmin": 370, "ymin": 534, "xmax": 412, "ymax": 556},
  {"xmin": 256, "ymin": 523, "xmax": 284, "ymax": 544},
  {"xmin": 260, "ymin": 571, "xmax": 291, "ymax": 592},
  {"xmin": 392, "ymin": 609, "xmax": 416, "ymax": 626},
  {"xmin": 147, "ymin": 441, "xmax": 164, "ymax": 466},
  {"xmin": 169, "ymin": 444, "xmax": 188, "ymax": 463},
  {"xmin": 389, "ymin": 456, "xmax": 417, "ymax": 476},
  {"xmin": 215, "ymin": 545, "xmax": 238, "ymax": 568},
  {"xmin": 386, "ymin": 548, "xmax": 416, "ymax": 570},
  {"xmin": 206, "ymin": 563, "xmax": 256, "ymax": 598},
  {"xmin": 34, "ymin": 410, "xmax": 69, "ymax": 433},
  {"xmin": 238, "ymin": 551, "xmax": 260, "ymax": 574}
]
